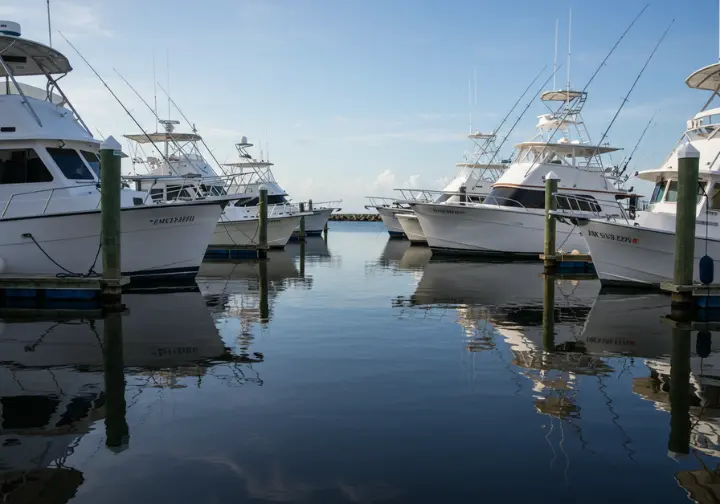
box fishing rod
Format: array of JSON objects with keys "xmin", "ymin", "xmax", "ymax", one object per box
[
  {"xmin": 616, "ymin": 110, "xmax": 657, "ymax": 180},
  {"xmin": 114, "ymin": 69, "xmax": 204, "ymax": 177},
  {"xmin": 469, "ymin": 64, "xmax": 562, "ymax": 191},
  {"xmin": 587, "ymin": 19, "xmax": 674, "ymax": 174},
  {"xmin": 156, "ymin": 83, "xmax": 230, "ymax": 177},
  {"xmin": 58, "ymin": 33, "xmax": 174, "ymax": 170}
]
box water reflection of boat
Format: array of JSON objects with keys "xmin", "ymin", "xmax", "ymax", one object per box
[
  {"xmin": 375, "ymin": 239, "xmax": 411, "ymax": 267},
  {"xmin": 285, "ymin": 237, "xmax": 336, "ymax": 266},
  {"xmin": 0, "ymin": 289, "xmax": 251, "ymax": 499}
]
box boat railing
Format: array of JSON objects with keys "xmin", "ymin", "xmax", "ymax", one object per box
[
  {"xmin": 293, "ymin": 199, "xmax": 343, "ymax": 211},
  {"xmin": 395, "ymin": 188, "xmax": 442, "ymax": 202},
  {"xmin": 479, "ymin": 195, "xmax": 531, "ymax": 210},
  {"xmin": 365, "ymin": 196, "xmax": 405, "ymax": 208},
  {"xmin": 0, "ymin": 183, "xmax": 99, "ymax": 219},
  {"xmin": 550, "ymin": 192, "xmax": 642, "ymax": 224}
]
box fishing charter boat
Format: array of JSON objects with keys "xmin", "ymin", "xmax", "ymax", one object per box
[
  {"xmin": 124, "ymin": 125, "xmax": 304, "ymax": 249},
  {"xmin": 223, "ymin": 138, "xmax": 341, "ymax": 236},
  {"xmin": 412, "ymin": 90, "xmax": 627, "ymax": 256},
  {"xmin": 394, "ymin": 130, "xmax": 509, "ymax": 243},
  {"xmin": 563, "ymin": 62, "xmax": 720, "ymax": 286},
  {"xmin": 0, "ymin": 22, "xmax": 233, "ymax": 282}
]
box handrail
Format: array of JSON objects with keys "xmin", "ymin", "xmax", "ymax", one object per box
[
  {"xmin": 550, "ymin": 192, "xmax": 645, "ymax": 225},
  {"xmin": 1, "ymin": 183, "xmax": 99, "ymax": 219}
]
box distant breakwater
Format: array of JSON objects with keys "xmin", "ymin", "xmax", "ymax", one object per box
[{"xmin": 329, "ymin": 213, "xmax": 381, "ymax": 222}]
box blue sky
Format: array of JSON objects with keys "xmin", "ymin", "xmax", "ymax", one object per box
[{"xmin": 2, "ymin": 0, "xmax": 718, "ymax": 210}]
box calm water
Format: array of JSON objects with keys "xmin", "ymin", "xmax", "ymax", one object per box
[{"xmin": 2, "ymin": 222, "xmax": 719, "ymax": 503}]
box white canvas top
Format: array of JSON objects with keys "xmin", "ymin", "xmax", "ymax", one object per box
[
  {"xmin": 686, "ymin": 62, "xmax": 720, "ymax": 91},
  {"xmin": 693, "ymin": 106, "xmax": 720, "ymax": 121},
  {"xmin": 515, "ymin": 141, "xmax": 620, "ymax": 156},
  {"xmin": 540, "ymin": 89, "xmax": 584, "ymax": 102},
  {"xmin": 0, "ymin": 34, "xmax": 71, "ymax": 76},
  {"xmin": 224, "ymin": 161, "xmax": 274, "ymax": 168},
  {"xmin": 455, "ymin": 162, "xmax": 508, "ymax": 170},
  {"xmin": 124, "ymin": 132, "xmax": 202, "ymax": 144}
]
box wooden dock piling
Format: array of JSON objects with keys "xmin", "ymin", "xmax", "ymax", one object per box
[
  {"xmin": 670, "ymin": 144, "xmax": 700, "ymax": 319},
  {"xmin": 542, "ymin": 273, "xmax": 555, "ymax": 351},
  {"xmin": 259, "ymin": 259, "xmax": 269, "ymax": 322},
  {"xmin": 298, "ymin": 202, "xmax": 306, "ymax": 243},
  {"xmin": 103, "ymin": 310, "xmax": 129, "ymax": 451},
  {"xmin": 258, "ymin": 186, "xmax": 268, "ymax": 260},
  {"xmin": 543, "ymin": 172, "xmax": 560, "ymax": 274},
  {"xmin": 668, "ymin": 324, "xmax": 691, "ymax": 457},
  {"xmin": 100, "ymin": 136, "xmax": 123, "ymax": 309}
]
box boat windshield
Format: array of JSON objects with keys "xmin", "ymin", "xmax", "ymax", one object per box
[
  {"xmin": 650, "ymin": 179, "xmax": 666, "ymax": 203},
  {"xmin": 80, "ymin": 151, "xmax": 101, "ymax": 177},
  {"xmin": 47, "ymin": 148, "xmax": 94, "ymax": 180}
]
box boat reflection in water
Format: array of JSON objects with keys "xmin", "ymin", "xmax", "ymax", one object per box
[
  {"xmin": 0, "ymin": 288, "xmax": 258, "ymax": 503},
  {"xmin": 285, "ymin": 237, "xmax": 337, "ymax": 267}
]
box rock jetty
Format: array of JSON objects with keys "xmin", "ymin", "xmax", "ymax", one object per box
[{"xmin": 329, "ymin": 213, "xmax": 381, "ymax": 222}]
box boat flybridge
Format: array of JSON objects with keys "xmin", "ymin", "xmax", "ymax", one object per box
[
  {"xmin": 223, "ymin": 138, "xmax": 341, "ymax": 236},
  {"xmin": 412, "ymin": 89, "xmax": 631, "ymax": 256},
  {"xmin": 123, "ymin": 125, "xmax": 304, "ymax": 249},
  {"xmin": 366, "ymin": 129, "xmax": 509, "ymax": 240},
  {"xmin": 563, "ymin": 61, "xmax": 720, "ymax": 287},
  {"xmin": 0, "ymin": 21, "xmax": 238, "ymax": 281}
]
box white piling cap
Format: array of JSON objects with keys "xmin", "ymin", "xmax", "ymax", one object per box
[
  {"xmin": 545, "ymin": 170, "xmax": 561, "ymax": 181},
  {"xmin": 101, "ymin": 135, "xmax": 122, "ymax": 151},
  {"xmin": 258, "ymin": 184, "xmax": 269, "ymax": 192},
  {"xmin": 678, "ymin": 143, "xmax": 700, "ymax": 159}
]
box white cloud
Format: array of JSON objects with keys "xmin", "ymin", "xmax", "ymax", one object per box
[
  {"xmin": 373, "ymin": 169, "xmax": 395, "ymax": 189},
  {"xmin": 404, "ymin": 174, "xmax": 420, "ymax": 188},
  {"xmin": 435, "ymin": 175, "xmax": 451, "ymax": 188}
]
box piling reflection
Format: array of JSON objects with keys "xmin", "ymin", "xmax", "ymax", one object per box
[{"xmin": 102, "ymin": 311, "xmax": 128, "ymax": 452}]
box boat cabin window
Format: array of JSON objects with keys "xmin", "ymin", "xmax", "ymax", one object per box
[
  {"xmin": 662, "ymin": 180, "xmax": 705, "ymax": 204},
  {"xmin": 81, "ymin": 151, "xmax": 101, "ymax": 177},
  {"xmin": 0, "ymin": 148, "xmax": 54, "ymax": 184},
  {"xmin": 556, "ymin": 194, "xmax": 602, "ymax": 212},
  {"xmin": 150, "ymin": 188, "xmax": 164, "ymax": 202},
  {"xmin": 47, "ymin": 148, "xmax": 94, "ymax": 180},
  {"xmin": 166, "ymin": 185, "xmax": 194, "ymax": 200},
  {"xmin": 711, "ymin": 183, "xmax": 720, "ymax": 210},
  {"xmin": 485, "ymin": 187, "xmax": 546, "ymax": 209},
  {"xmin": 201, "ymin": 184, "xmax": 227, "ymax": 196},
  {"xmin": 650, "ymin": 179, "xmax": 666, "ymax": 204}
]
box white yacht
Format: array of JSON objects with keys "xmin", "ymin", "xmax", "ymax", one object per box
[
  {"xmin": 366, "ymin": 130, "xmax": 508, "ymax": 240},
  {"xmin": 224, "ymin": 138, "xmax": 341, "ymax": 236},
  {"xmin": 412, "ymin": 90, "xmax": 628, "ymax": 256},
  {"xmin": 0, "ymin": 22, "xmax": 233, "ymax": 282},
  {"xmin": 124, "ymin": 125, "xmax": 303, "ymax": 249},
  {"xmin": 564, "ymin": 61, "xmax": 720, "ymax": 287}
]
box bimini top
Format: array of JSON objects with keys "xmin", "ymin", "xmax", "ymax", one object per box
[
  {"xmin": 0, "ymin": 34, "xmax": 71, "ymax": 76},
  {"xmin": 224, "ymin": 160, "xmax": 274, "ymax": 168},
  {"xmin": 514, "ymin": 141, "xmax": 620, "ymax": 156},
  {"xmin": 540, "ymin": 89, "xmax": 585, "ymax": 102},
  {"xmin": 686, "ymin": 62, "xmax": 720, "ymax": 91},
  {"xmin": 124, "ymin": 132, "xmax": 202, "ymax": 144},
  {"xmin": 455, "ymin": 162, "xmax": 507, "ymax": 170},
  {"xmin": 468, "ymin": 132, "xmax": 495, "ymax": 140}
]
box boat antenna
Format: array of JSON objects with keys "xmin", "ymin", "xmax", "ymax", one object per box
[
  {"xmin": 468, "ymin": 76, "xmax": 472, "ymax": 133},
  {"xmin": 553, "ymin": 18, "xmax": 558, "ymax": 90},
  {"xmin": 469, "ymin": 64, "xmax": 560, "ymax": 190},
  {"xmin": 567, "ymin": 7, "xmax": 572, "ymax": 98},
  {"xmin": 166, "ymin": 49, "xmax": 170, "ymax": 120},
  {"xmin": 157, "ymin": 82, "xmax": 230, "ymax": 177},
  {"xmin": 152, "ymin": 50, "xmax": 158, "ymax": 132},
  {"xmin": 46, "ymin": 0, "xmax": 52, "ymax": 47},
  {"xmin": 474, "ymin": 66, "xmax": 478, "ymax": 107},
  {"xmin": 586, "ymin": 19, "xmax": 674, "ymax": 173},
  {"xmin": 59, "ymin": 33, "xmax": 173, "ymax": 169},
  {"xmin": 617, "ymin": 110, "xmax": 657, "ymax": 179}
]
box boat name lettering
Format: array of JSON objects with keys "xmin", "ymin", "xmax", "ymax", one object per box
[
  {"xmin": 150, "ymin": 215, "xmax": 196, "ymax": 225},
  {"xmin": 432, "ymin": 208, "xmax": 465, "ymax": 215},
  {"xmin": 587, "ymin": 229, "xmax": 638, "ymax": 244}
]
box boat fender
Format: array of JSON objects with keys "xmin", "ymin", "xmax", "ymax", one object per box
[
  {"xmin": 697, "ymin": 331, "xmax": 712, "ymax": 359},
  {"xmin": 699, "ymin": 255, "xmax": 714, "ymax": 285}
]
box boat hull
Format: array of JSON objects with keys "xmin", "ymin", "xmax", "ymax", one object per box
[
  {"xmin": 0, "ymin": 202, "xmax": 223, "ymax": 282},
  {"xmin": 212, "ymin": 214, "xmax": 301, "ymax": 248},
  {"xmin": 580, "ymin": 219, "xmax": 720, "ymax": 287},
  {"xmin": 374, "ymin": 206, "xmax": 406, "ymax": 237},
  {"xmin": 396, "ymin": 213, "xmax": 427, "ymax": 244},
  {"xmin": 294, "ymin": 208, "xmax": 334, "ymax": 236},
  {"xmin": 413, "ymin": 203, "xmax": 586, "ymax": 256}
]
